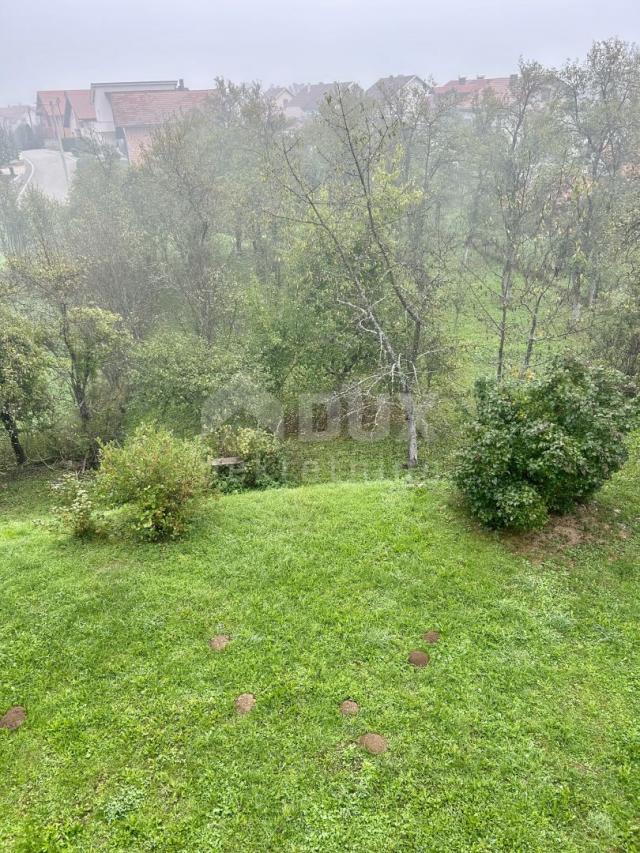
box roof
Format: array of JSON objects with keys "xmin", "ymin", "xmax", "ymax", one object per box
[
  {"xmin": 286, "ymin": 82, "xmax": 357, "ymax": 113},
  {"xmin": 108, "ymin": 89, "xmax": 213, "ymax": 128},
  {"xmin": 366, "ymin": 75, "xmax": 427, "ymax": 98},
  {"xmin": 65, "ymin": 90, "xmax": 95, "ymax": 120},
  {"xmin": 432, "ymin": 76, "xmax": 514, "ymax": 107},
  {"xmin": 36, "ymin": 90, "xmax": 67, "ymax": 117},
  {"xmin": 91, "ymin": 80, "xmax": 178, "ymax": 89},
  {"xmin": 0, "ymin": 105, "xmax": 31, "ymax": 122},
  {"xmin": 264, "ymin": 86, "xmax": 292, "ymax": 99}
]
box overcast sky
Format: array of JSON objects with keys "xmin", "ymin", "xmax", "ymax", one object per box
[{"xmin": 1, "ymin": 0, "xmax": 639, "ymax": 104}]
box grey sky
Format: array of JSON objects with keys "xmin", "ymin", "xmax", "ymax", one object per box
[{"xmin": 1, "ymin": 0, "xmax": 639, "ymax": 105}]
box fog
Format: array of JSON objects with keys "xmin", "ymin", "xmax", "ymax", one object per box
[{"xmin": 1, "ymin": 0, "xmax": 639, "ymax": 104}]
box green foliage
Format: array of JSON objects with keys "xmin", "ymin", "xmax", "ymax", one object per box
[
  {"xmin": 0, "ymin": 312, "xmax": 50, "ymax": 425},
  {"xmin": 455, "ymin": 356, "xmax": 637, "ymax": 530},
  {"xmin": 96, "ymin": 423, "xmax": 210, "ymax": 540},
  {"xmin": 51, "ymin": 472, "xmax": 99, "ymax": 538},
  {"xmin": 0, "ymin": 312, "xmax": 51, "ymax": 464},
  {"xmin": 131, "ymin": 330, "xmax": 234, "ymax": 435},
  {"xmin": 0, "ymin": 125, "xmax": 18, "ymax": 169},
  {"xmin": 208, "ymin": 425, "xmax": 285, "ymax": 492}
]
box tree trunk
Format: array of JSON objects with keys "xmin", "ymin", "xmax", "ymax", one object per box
[
  {"xmin": 0, "ymin": 410, "xmax": 27, "ymax": 466},
  {"xmin": 401, "ymin": 391, "xmax": 419, "ymax": 468}
]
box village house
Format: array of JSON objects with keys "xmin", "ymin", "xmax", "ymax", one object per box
[
  {"xmin": 431, "ymin": 75, "xmax": 516, "ymax": 117},
  {"xmin": 283, "ymin": 82, "xmax": 361, "ymax": 123},
  {"xmin": 36, "ymin": 90, "xmax": 73, "ymax": 144},
  {"xmin": 264, "ymin": 86, "xmax": 293, "ymax": 110},
  {"xmin": 106, "ymin": 88, "xmax": 214, "ymax": 162},
  {"xmin": 89, "ymin": 80, "xmax": 183, "ymax": 146},
  {"xmin": 63, "ymin": 90, "xmax": 97, "ymax": 138},
  {"xmin": 366, "ymin": 75, "xmax": 429, "ymax": 102},
  {"xmin": 0, "ymin": 104, "xmax": 34, "ymax": 133}
]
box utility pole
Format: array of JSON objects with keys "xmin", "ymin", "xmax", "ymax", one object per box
[{"xmin": 50, "ymin": 97, "xmax": 69, "ymax": 188}]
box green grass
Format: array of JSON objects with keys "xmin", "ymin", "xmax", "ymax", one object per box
[{"xmin": 1, "ymin": 457, "xmax": 639, "ymax": 851}]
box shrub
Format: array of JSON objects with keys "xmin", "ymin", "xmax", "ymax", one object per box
[
  {"xmin": 51, "ymin": 473, "xmax": 99, "ymax": 538},
  {"xmin": 207, "ymin": 425, "xmax": 285, "ymax": 492},
  {"xmin": 454, "ymin": 356, "xmax": 637, "ymax": 530},
  {"xmin": 96, "ymin": 424, "xmax": 209, "ymax": 540}
]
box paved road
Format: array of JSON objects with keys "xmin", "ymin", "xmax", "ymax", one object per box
[{"xmin": 19, "ymin": 148, "xmax": 77, "ymax": 202}]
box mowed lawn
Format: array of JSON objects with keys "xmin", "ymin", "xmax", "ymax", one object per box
[{"xmin": 1, "ymin": 455, "xmax": 639, "ymax": 851}]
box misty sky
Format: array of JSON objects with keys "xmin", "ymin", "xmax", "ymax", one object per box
[{"xmin": 1, "ymin": 0, "xmax": 639, "ymax": 105}]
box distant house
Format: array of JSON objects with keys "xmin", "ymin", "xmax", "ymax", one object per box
[
  {"xmin": 264, "ymin": 86, "xmax": 293, "ymax": 111},
  {"xmin": 107, "ymin": 88, "xmax": 214, "ymax": 162},
  {"xmin": 284, "ymin": 82, "xmax": 360, "ymax": 123},
  {"xmin": 63, "ymin": 90, "xmax": 97, "ymax": 138},
  {"xmin": 36, "ymin": 91, "xmax": 70, "ymax": 144},
  {"xmin": 89, "ymin": 80, "xmax": 182, "ymax": 146},
  {"xmin": 431, "ymin": 76, "xmax": 516, "ymax": 116},
  {"xmin": 0, "ymin": 104, "xmax": 34, "ymax": 133},
  {"xmin": 366, "ymin": 75, "xmax": 429, "ymax": 102}
]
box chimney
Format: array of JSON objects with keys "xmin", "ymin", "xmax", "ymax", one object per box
[
  {"xmin": 177, "ymin": 78, "xmax": 185, "ymax": 90},
  {"xmin": 458, "ymin": 76, "xmax": 467, "ymax": 84},
  {"xmin": 510, "ymin": 74, "xmax": 518, "ymax": 84}
]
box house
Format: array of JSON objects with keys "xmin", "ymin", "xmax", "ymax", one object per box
[
  {"xmin": 366, "ymin": 75, "xmax": 429, "ymax": 102},
  {"xmin": 89, "ymin": 80, "xmax": 182, "ymax": 145},
  {"xmin": 36, "ymin": 90, "xmax": 70, "ymax": 144},
  {"xmin": 283, "ymin": 82, "xmax": 360, "ymax": 123},
  {"xmin": 431, "ymin": 76, "xmax": 516, "ymax": 116},
  {"xmin": 0, "ymin": 104, "xmax": 34, "ymax": 133},
  {"xmin": 63, "ymin": 90, "xmax": 97, "ymax": 138},
  {"xmin": 264, "ymin": 86, "xmax": 293, "ymax": 111},
  {"xmin": 107, "ymin": 88, "xmax": 214, "ymax": 162}
]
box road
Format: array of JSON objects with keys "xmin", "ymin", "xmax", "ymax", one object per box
[{"xmin": 19, "ymin": 148, "xmax": 77, "ymax": 202}]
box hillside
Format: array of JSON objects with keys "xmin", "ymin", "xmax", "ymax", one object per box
[{"xmin": 1, "ymin": 455, "xmax": 639, "ymax": 851}]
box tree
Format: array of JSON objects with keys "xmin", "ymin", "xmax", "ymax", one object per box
[
  {"xmin": 556, "ymin": 39, "xmax": 640, "ymax": 314},
  {"xmin": 268, "ymin": 86, "xmax": 452, "ymax": 466},
  {"xmin": 0, "ymin": 125, "xmax": 18, "ymax": 175},
  {"xmin": 0, "ymin": 312, "xmax": 50, "ymax": 465},
  {"xmin": 462, "ymin": 61, "xmax": 576, "ymax": 378}
]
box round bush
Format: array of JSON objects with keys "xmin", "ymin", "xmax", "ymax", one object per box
[
  {"xmin": 96, "ymin": 423, "xmax": 210, "ymax": 540},
  {"xmin": 454, "ymin": 356, "xmax": 637, "ymax": 530}
]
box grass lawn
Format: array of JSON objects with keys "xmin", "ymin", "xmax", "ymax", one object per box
[{"xmin": 0, "ymin": 451, "xmax": 639, "ymax": 851}]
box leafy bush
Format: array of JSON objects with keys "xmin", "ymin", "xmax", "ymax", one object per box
[
  {"xmin": 454, "ymin": 356, "xmax": 637, "ymax": 530},
  {"xmin": 96, "ymin": 424, "xmax": 210, "ymax": 540},
  {"xmin": 207, "ymin": 425, "xmax": 285, "ymax": 492},
  {"xmin": 51, "ymin": 472, "xmax": 99, "ymax": 538}
]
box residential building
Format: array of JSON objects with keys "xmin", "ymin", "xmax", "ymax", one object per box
[
  {"xmin": 0, "ymin": 104, "xmax": 34, "ymax": 133},
  {"xmin": 264, "ymin": 86, "xmax": 293, "ymax": 110},
  {"xmin": 366, "ymin": 75, "xmax": 429, "ymax": 102},
  {"xmin": 107, "ymin": 88, "xmax": 214, "ymax": 162},
  {"xmin": 89, "ymin": 80, "xmax": 181, "ymax": 145},
  {"xmin": 63, "ymin": 90, "xmax": 97, "ymax": 137},
  {"xmin": 283, "ymin": 82, "xmax": 360, "ymax": 123},
  {"xmin": 431, "ymin": 75, "xmax": 516, "ymax": 117},
  {"xmin": 36, "ymin": 90, "xmax": 70, "ymax": 143}
]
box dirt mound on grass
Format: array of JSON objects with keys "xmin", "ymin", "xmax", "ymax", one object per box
[
  {"xmin": 234, "ymin": 693, "xmax": 256, "ymax": 715},
  {"xmin": 0, "ymin": 706, "xmax": 26, "ymax": 729},
  {"xmin": 408, "ymin": 650, "xmax": 430, "ymax": 667},
  {"xmin": 358, "ymin": 733, "xmax": 388, "ymax": 754},
  {"xmin": 209, "ymin": 635, "xmax": 231, "ymax": 651}
]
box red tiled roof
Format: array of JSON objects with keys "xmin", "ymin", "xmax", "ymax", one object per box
[
  {"xmin": 65, "ymin": 90, "xmax": 95, "ymax": 120},
  {"xmin": 108, "ymin": 89, "xmax": 213, "ymax": 128},
  {"xmin": 432, "ymin": 77, "xmax": 514, "ymax": 107},
  {"xmin": 36, "ymin": 90, "xmax": 67, "ymax": 117}
]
